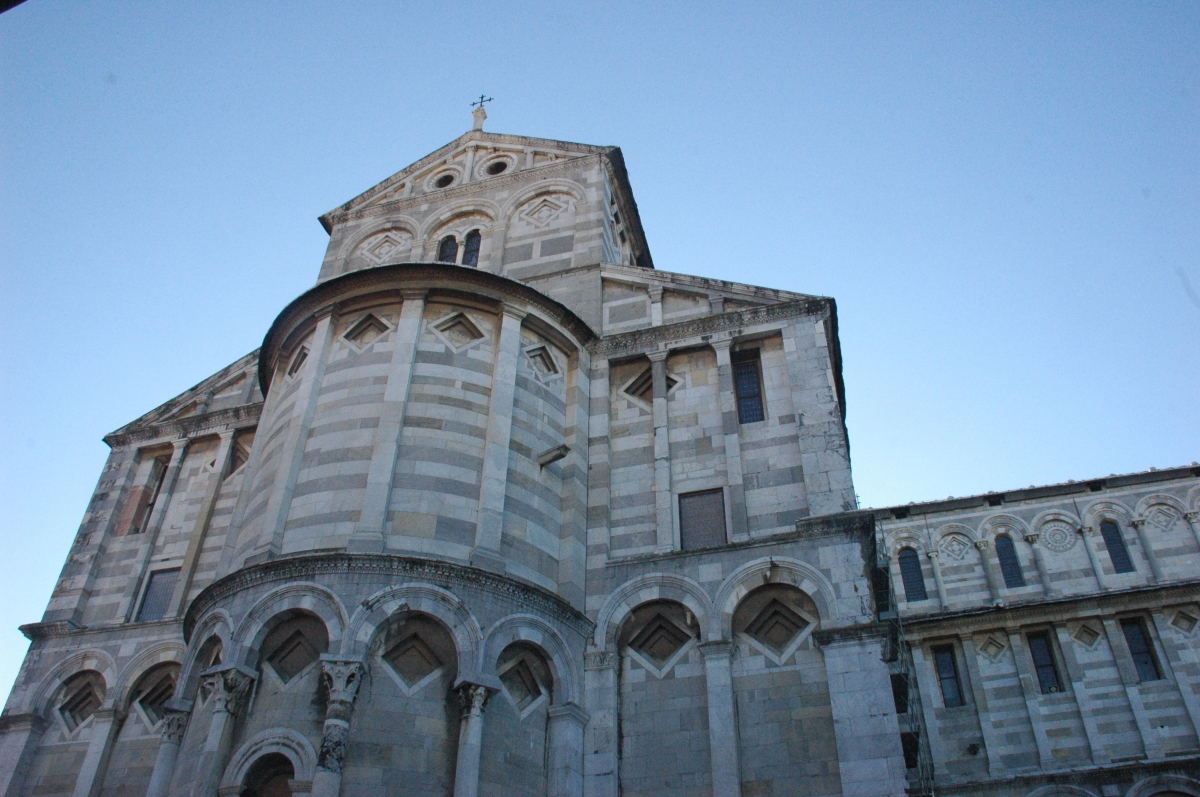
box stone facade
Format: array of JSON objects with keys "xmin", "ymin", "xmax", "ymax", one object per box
[{"xmin": 1, "ymin": 116, "xmax": 1196, "ymax": 797}]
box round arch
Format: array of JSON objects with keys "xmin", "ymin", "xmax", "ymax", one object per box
[
  {"xmin": 114, "ymin": 640, "xmax": 185, "ymax": 711},
  {"xmin": 1083, "ymin": 498, "xmax": 1135, "ymax": 528},
  {"xmin": 593, "ymin": 573, "xmax": 712, "ymax": 649},
  {"xmin": 481, "ymin": 614, "xmax": 579, "ymax": 705},
  {"xmin": 419, "ymin": 198, "xmax": 501, "ymax": 240},
  {"xmin": 979, "ymin": 513, "xmax": 1032, "ymax": 542},
  {"xmin": 884, "ymin": 527, "xmax": 930, "ymax": 559},
  {"xmin": 712, "ymin": 557, "xmax": 839, "ymax": 642},
  {"xmin": 219, "ymin": 727, "xmax": 317, "ymax": 792},
  {"xmin": 233, "ymin": 582, "xmax": 348, "ymax": 668},
  {"xmin": 28, "ymin": 649, "xmax": 117, "ymax": 717},
  {"xmin": 178, "ymin": 609, "xmax": 232, "ymax": 700},
  {"xmin": 498, "ymin": 179, "xmax": 587, "ymax": 221},
  {"xmin": 1125, "ymin": 774, "xmax": 1200, "ymax": 797},
  {"xmin": 336, "ymin": 217, "xmax": 421, "ymax": 262},
  {"xmin": 1026, "ymin": 785, "xmax": 1099, "ymax": 797},
  {"xmin": 1134, "ymin": 493, "xmax": 1190, "ymax": 520},
  {"xmin": 343, "ymin": 583, "xmax": 482, "ymax": 675}
]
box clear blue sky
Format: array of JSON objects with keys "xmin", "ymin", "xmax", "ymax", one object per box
[{"xmin": 1, "ymin": 1, "xmax": 1197, "ymax": 696}]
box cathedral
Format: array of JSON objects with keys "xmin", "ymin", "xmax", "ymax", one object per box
[{"xmin": 1, "ymin": 109, "xmax": 1198, "ymax": 797}]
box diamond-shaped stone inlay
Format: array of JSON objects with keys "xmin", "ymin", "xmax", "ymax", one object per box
[
  {"xmin": 525, "ymin": 345, "xmax": 559, "ymax": 378},
  {"xmin": 267, "ymin": 630, "xmax": 320, "ymax": 683},
  {"xmin": 520, "ymin": 196, "xmax": 567, "ymax": 228},
  {"xmin": 344, "ymin": 314, "xmax": 388, "ymax": 347},
  {"xmin": 624, "ymin": 368, "xmax": 678, "ymax": 403},
  {"xmin": 500, "ymin": 659, "xmax": 542, "ymax": 711},
  {"xmin": 978, "ymin": 635, "xmax": 1006, "ymax": 661},
  {"xmin": 433, "ymin": 313, "xmax": 485, "ymax": 351},
  {"xmin": 362, "ymin": 231, "xmax": 412, "ymax": 264},
  {"xmin": 1073, "ymin": 624, "xmax": 1100, "ymax": 648},
  {"xmin": 1171, "ymin": 610, "xmax": 1198, "ymax": 634},
  {"xmin": 629, "ymin": 614, "xmax": 691, "ymax": 667},
  {"xmin": 1149, "ymin": 508, "xmax": 1177, "ymax": 531},
  {"xmin": 940, "ymin": 535, "xmax": 971, "ymax": 561},
  {"xmin": 745, "ymin": 599, "xmax": 809, "ymax": 655},
  {"xmin": 383, "ymin": 634, "xmax": 443, "ymax": 688}
]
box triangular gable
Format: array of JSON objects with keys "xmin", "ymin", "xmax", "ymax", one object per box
[
  {"xmin": 318, "ymin": 130, "xmax": 612, "ymax": 231},
  {"xmin": 106, "ymin": 350, "xmax": 260, "ymax": 439}
]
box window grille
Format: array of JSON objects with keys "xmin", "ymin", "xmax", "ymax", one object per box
[
  {"xmin": 995, "ymin": 534, "xmax": 1026, "ymax": 588},
  {"xmin": 1099, "ymin": 520, "xmax": 1135, "ymax": 573},
  {"xmin": 932, "ymin": 645, "xmax": 964, "ymax": 707},
  {"xmin": 462, "ymin": 230, "xmax": 481, "ymax": 267},
  {"xmin": 437, "ymin": 236, "xmax": 458, "ymax": 264},
  {"xmin": 1026, "ymin": 632, "xmax": 1062, "ymax": 693},
  {"xmin": 1121, "ymin": 619, "xmax": 1161, "ymax": 681},
  {"xmin": 732, "ymin": 351, "xmax": 765, "ymax": 423},
  {"xmin": 136, "ymin": 569, "xmax": 180, "ymax": 623},
  {"xmin": 898, "ymin": 548, "xmax": 928, "ymax": 602},
  {"xmin": 678, "ymin": 489, "xmax": 727, "ymax": 550}
]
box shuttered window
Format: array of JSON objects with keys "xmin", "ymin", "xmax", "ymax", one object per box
[
  {"xmin": 1121, "ymin": 619, "xmax": 1161, "ymax": 681},
  {"xmin": 1027, "ymin": 632, "xmax": 1062, "ymax": 693},
  {"xmin": 462, "ymin": 230, "xmax": 481, "ymax": 266},
  {"xmin": 732, "ymin": 351, "xmax": 765, "ymax": 424},
  {"xmin": 1099, "ymin": 520, "xmax": 1135, "ymax": 573},
  {"xmin": 136, "ymin": 569, "xmax": 180, "ymax": 623},
  {"xmin": 679, "ymin": 489, "xmax": 727, "ymax": 550},
  {"xmin": 995, "ymin": 534, "xmax": 1026, "ymax": 588},
  {"xmin": 932, "ymin": 645, "xmax": 964, "ymax": 707},
  {"xmin": 898, "ymin": 548, "xmax": 928, "ymax": 602}
]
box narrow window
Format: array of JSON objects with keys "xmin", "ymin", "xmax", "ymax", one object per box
[
  {"xmin": 437, "ymin": 236, "xmax": 458, "ymax": 264},
  {"xmin": 132, "ymin": 458, "xmax": 168, "ymax": 535},
  {"xmin": 1099, "ymin": 519, "xmax": 1135, "ymax": 573},
  {"xmin": 462, "ymin": 230, "xmax": 481, "ymax": 267},
  {"xmin": 1121, "ymin": 619, "xmax": 1162, "ymax": 681},
  {"xmin": 732, "ymin": 350, "xmax": 765, "ymax": 423},
  {"xmin": 1026, "ymin": 631, "xmax": 1062, "ymax": 693},
  {"xmin": 679, "ymin": 489, "xmax": 727, "ymax": 550},
  {"xmin": 890, "ymin": 673, "xmax": 910, "ymax": 714},
  {"xmin": 995, "ymin": 534, "xmax": 1026, "ymax": 588},
  {"xmin": 932, "ymin": 645, "xmax": 964, "ymax": 707},
  {"xmin": 898, "ymin": 548, "xmax": 929, "ymax": 602},
  {"xmin": 136, "ymin": 569, "xmax": 180, "ymax": 623},
  {"xmin": 900, "ymin": 731, "xmax": 921, "ymax": 770},
  {"xmin": 873, "ymin": 567, "xmax": 892, "ymax": 613}
]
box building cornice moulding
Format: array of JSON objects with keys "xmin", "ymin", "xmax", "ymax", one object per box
[
  {"xmin": 104, "ymin": 403, "xmax": 263, "ymax": 448},
  {"xmin": 184, "ymin": 553, "xmax": 596, "ymax": 642}
]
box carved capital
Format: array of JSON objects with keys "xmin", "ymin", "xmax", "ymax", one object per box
[
  {"xmin": 926, "ymin": 550, "xmax": 940, "ymax": 561},
  {"xmin": 1185, "ymin": 511, "xmax": 1198, "ymax": 523},
  {"xmin": 1079, "ymin": 525, "xmax": 1096, "ymax": 537},
  {"xmin": 200, "ymin": 666, "xmax": 255, "ymax": 716},
  {"xmin": 698, "ymin": 641, "xmax": 733, "ymax": 660},
  {"xmin": 456, "ymin": 683, "xmax": 490, "ymax": 718},
  {"xmin": 646, "ymin": 349, "xmax": 669, "ymax": 362},
  {"xmin": 974, "ymin": 540, "xmax": 990, "ymax": 551},
  {"xmin": 161, "ymin": 710, "xmax": 189, "ymax": 743},
  {"xmin": 584, "ymin": 650, "xmax": 615, "ymax": 670},
  {"xmin": 319, "ymin": 659, "xmax": 364, "ymax": 706},
  {"xmin": 1132, "ymin": 518, "xmax": 1147, "ymax": 529},
  {"xmin": 647, "ymin": 286, "xmax": 664, "ymax": 303},
  {"xmin": 1023, "ymin": 534, "xmax": 1040, "ymax": 546}
]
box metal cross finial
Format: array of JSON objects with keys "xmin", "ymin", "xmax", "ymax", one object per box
[{"xmin": 471, "ymin": 95, "xmax": 493, "ymax": 109}]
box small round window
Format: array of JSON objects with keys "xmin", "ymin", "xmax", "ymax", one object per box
[
  {"xmin": 485, "ymin": 161, "xmax": 508, "ymax": 176},
  {"xmin": 434, "ymin": 174, "xmax": 455, "ymax": 189}
]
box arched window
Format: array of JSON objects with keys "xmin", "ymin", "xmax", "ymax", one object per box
[
  {"xmin": 1099, "ymin": 519, "xmax": 1135, "ymax": 573},
  {"xmin": 994, "ymin": 534, "xmax": 1026, "ymax": 588},
  {"xmin": 897, "ymin": 548, "xmax": 928, "ymax": 602},
  {"xmin": 462, "ymin": 229, "xmax": 481, "ymax": 267},
  {"xmin": 437, "ymin": 236, "xmax": 458, "ymax": 264}
]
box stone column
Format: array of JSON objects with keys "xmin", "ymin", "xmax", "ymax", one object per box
[
  {"xmin": 1184, "ymin": 512, "xmax": 1200, "ymax": 550},
  {"xmin": 711, "ymin": 340, "xmax": 748, "ymax": 541},
  {"xmin": 197, "ymin": 667, "xmax": 255, "ymax": 797},
  {"xmin": 1130, "ymin": 519, "xmax": 1163, "ymax": 582},
  {"xmin": 699, "ymin": 642, "xmax": 741, "ymax": 797},
  {"xmin": 708, "ymin": 295, "xmax": 725, "ymax": 315},
  {"xmin": 170, "ymin": 431, "xmax": 236, "ymax": 617},
  {"xmin": 648, "ymin": 286, "xmax": 664, "ymax": 326},
  {"xmin": 649, "ymin": 350, "xmax": 675, "ymax": 551},
  {"xmin": 121, "ymin": 437, "xmax": 190, "ymax": 620},
  {"xmin": 472, "ymin": 304, "xmax": 526, "ymax": 571},
  {"xmin": 582, "ymin": 650, "xmax": 618, "ymax": 797},
  {"xmin": 312, "ymin": 660, "xmax": 365, "ymax": 797},
  {"xmin": 821, "ymin": 633, "xmax": 907, "ymax": 797},
  {"xmin": 70, "ymin": 708, "xmax": 124, "ymax": 797},
  {"xmin": 974, "ymin": 540, "xmax": 1004, "ymax": 605},
  {"xmin": 1079, "ymin": 527, "xmax": 1108, "ymax": 590},
  {"xmin": 144, "ymin": 709, "xmax": 189, "ymax": 797},
  {"xmin": 546, "ymin": 703, "xmax": 589, "ymax": 797},
  {"xmin": 926, "ymin": 551, "xmax": 949, "ymax": 610},
  {"xmin": 452, "ymin": 684, "xmax": 492, "ymax": 797},
  {"xmin": 462, "ymin": 144, "xmax": 477, "ymax": 184},
  {"xmin": 350, "ymin": 289, "xmax": 427, "ymax": 553},
  {"xmin": 1024, "ymin": 534, "xmax": 1056, "ymax": 597},
  {"xmin": 0, "ymin": 713, "xmax": 47, "ymax": 797}
]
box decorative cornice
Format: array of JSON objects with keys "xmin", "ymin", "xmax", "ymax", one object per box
[
  {"xmin": 590, "ymin": 298, "xmax": 829, "ymax": 357},
  {"xmin": 104, "ymin": 403, "xmax": 263, "ymax": 448},
  {"xmin": 259, "ymin": 264, "xmax": 597, "ymax": 395},
  {"xmin": 184, "ymin": 553, "xmax": 595, "ymax": 641},
  {"xmin": 20, "ymin": 620, "xmax": 82, "ymax": 641},
  {"xmin": 812, "ymin": 624, "xmax": 886, "ymax": 646}
]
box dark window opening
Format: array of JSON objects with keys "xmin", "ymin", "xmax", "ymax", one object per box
[
  {"xmin": 241, "ymin": 752, "xmax": 295, "ymax": 797},
  {"xmin": 890, "ymin": 673, "xmax": 910, "ymax": 714},
  {"xmin": 1121, "ymin": 619, "xmax": 1162, "ymax": 681},
  {"xmin": 1026, "ymin": 632, "xmax": 1062, "ymax": 693},
  {"xmin": 933, "ymin": 645, "xmax": 964, "ymax": 707},
  {"xmin": 872, "ymin": 567, "xmax": 891, "ymax": 613},
  {"xmin": 434, "ymin": 174, "xmax": 454, "ymax": 189},
  {"xmin": 133, "ymin": 458, "xmax": 169, "ymax": 535},
  {"xmin": 136, "ymin": 568, "xmax": 180, "ymax": 623},
  {"xmin": 59, "ymin": 672, "xmax": 105, "ymax": 732},
  {"xmin": 995, "ymin": 534, "xmax": 1026, "ymax": 588},
  {"xmin": 901, "ymin": 731, "xmax": 921, "ymax": 770},
  {"xmin": 732, "ymin": 351, "xmax": 765, "ymax": 423},
  {"xmin": 437, "ymin": 236, "xmax": 459, "ymax": 264},
  {"xmin": 485, "ymin": 160, "xmax": 508, "ymax": 175},
  {"xmin": 462, "ymin": 230, "xmax": 481, "ymax": 267},
  {"xmin": 679, "ymin": 489, "xmax": 727, "ymax": 550},
  {"xmin": 1099, "ymin": 519, "xmax": 1135, "ymax": 573},
  {"xmin": 135, "ymin": 668, "xmax": 178, "ymax": 725},
  {"xmin": 898, "ymin": 548, "xmax": 928, "ymax": 602}
]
